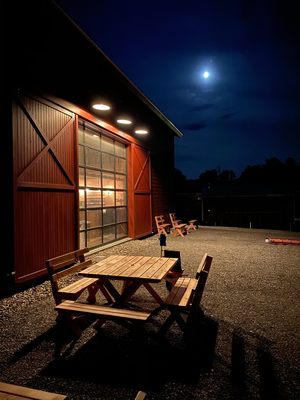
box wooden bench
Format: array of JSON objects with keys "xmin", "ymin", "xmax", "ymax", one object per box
[
  {"xmin": 46, "ymin": 248, "xmax": 112, "ymax": 306},
  {"xmin": 186, "ymin": 218, "xmax": 198, "ymax": 232},
  {"xmin": 169, "ymin": 212, "xmax": 187, "ymax": 237},
  {"xmin": 135, "ymin": 391, "xmax": 147, "ymax": 400},
  {"xmin": 154, "ymin": 253, "xmax": 213, "ymax": 336},
  {"xmin": 154, "ymin": 215, "xmax": 171, "ymax": 235},
  {"xmin": 55, "ymin": 300, "xmax": 151, "ymax": 337},
  {"xmin": 0, "ymin": 381, "xmax": 67, "ymax": 399}
]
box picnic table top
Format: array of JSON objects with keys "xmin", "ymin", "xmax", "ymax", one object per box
[{"xmin": 79, "ymin": 255, "xmax": 178, "ymax": 283}]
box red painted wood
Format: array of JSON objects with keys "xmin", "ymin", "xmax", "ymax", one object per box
[
  {"xmin": 130, "ymin": 144, "xmax": 152, "ymax": 238},
  {"xmin": 13, "ymin": 95, "xmax": 77, "ymax": 282}
]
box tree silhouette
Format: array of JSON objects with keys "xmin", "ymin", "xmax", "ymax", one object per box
[
  {"xmin": 199, "ymin": 169, "xmax": 236, "ymax": 185},
  {"xmin": 239, "ymin": 157, "xmax": 300, "ymax": 184},
  {"xmin": 175, "ymin": 157, "xmax": 299, "ymax": 193}
]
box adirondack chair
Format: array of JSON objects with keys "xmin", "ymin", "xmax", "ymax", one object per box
[
  {"xmin": 169, "ymin": 212, "xmax": 197, "ymax": 236},
  {"xmin": 155, "ymin": 215, "xmax": 171, "ymax": 235},
  {"xmin": 169, "ymin": 212, "xmax": 187, "ymax": 237}
]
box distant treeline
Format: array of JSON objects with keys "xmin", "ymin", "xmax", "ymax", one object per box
[{"xmin": 175, "ymin": 157, "xmax": 300, "ymax": 192}]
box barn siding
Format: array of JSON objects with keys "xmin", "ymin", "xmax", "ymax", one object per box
[
  {"xmin": 129, "ymin": 144, "xmax": 152, "ymax": 238},
  {"xmin": 13, "ymin": 95, "xmax": 77, "ymax": 282},
  {"xmin": 14, "ymin": 191, "xmax": 76, "ymax": 281},
  {"xmin": 150, "ymin": 130, "xmax": 175, "ymax": 231},
  {"xmin": 3, "ymin": 0, "xmax": 180, "ymax": 289}
]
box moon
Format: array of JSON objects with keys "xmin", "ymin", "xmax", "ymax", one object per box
[{"xmin": 203, "ymin": 71, "xmax": 210, "ymax": 79}]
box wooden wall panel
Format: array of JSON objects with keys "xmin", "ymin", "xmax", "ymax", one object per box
[
  {"xmin": 129, "ymin": 144, "xmax": 152, "ymax": 238},
  {"xmin": 150, "ymin": 134, "xmax": 175, "ymax": 231},
  {"xmin": 15, "ymin": 95, "xmax": 75, "ymax": 188},
  {"xmin": 13, "ymin": 94, "xmax": 77, "ymax": 283},
  {"xmin": 14, "ymin": 191, "xmax": 75, "ymax": 281},
  {"xmin": 134, "ymin": 194, "xmax": 152, "ymax": 238}
]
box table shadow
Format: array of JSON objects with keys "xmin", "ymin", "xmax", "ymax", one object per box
[{"xmin": 42, "ymin": 315, "xmax": 219, "ymax": 391}]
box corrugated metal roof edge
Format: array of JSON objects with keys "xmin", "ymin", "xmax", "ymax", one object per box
[{"xmin": 52, "ymin": 0, "xmax": 183, "ymax": 138}]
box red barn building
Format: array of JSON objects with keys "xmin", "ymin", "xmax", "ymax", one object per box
[{"xmin": 1, "ymin": 0, "xmax": 182, "ymax": 290}]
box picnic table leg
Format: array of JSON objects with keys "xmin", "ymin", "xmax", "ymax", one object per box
[
  {"xmin": 97, "ymin": 279, "xmax": 114, "ymax": 303},
  {"xmin": 85, "ymin": 280, "xmax": 113, "ymax": 304},
  {"xmin": 56, "ymin": 312, "xmax": 83, "ymax": 339},
  {"xmin": 158, "ymin": 309, "xmax": 186, "ymax": 335},
  {"xmin": 121, "ymin": 280, "xmax": 141, "ymax": 294},
  {"xmin": 101, "ymin": 279, "xmax": 123, "ymax": 303},
  {"xmin": 103, "ymin": 280, "xmax": 145, "ymax": 307},
  {"xmin": 143, "ymin": 282, "xmax": 164, "ymax": 304}
]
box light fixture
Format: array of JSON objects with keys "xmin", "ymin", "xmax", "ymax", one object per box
[
  {"xmin": 92, "ymin": 103, "xmax": 111, "ymax": 111},
  {"xmin": 117, "ymin": 119, "xmax": 132, "ymax": 125},
  {"xmin": 135, "ymin": 129, "xmax": 148, "ymax": 135}
]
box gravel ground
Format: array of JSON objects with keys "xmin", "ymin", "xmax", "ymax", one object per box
[{"xmin": 0, "ymin": 226, "xmax": 299, "ymax": 400}]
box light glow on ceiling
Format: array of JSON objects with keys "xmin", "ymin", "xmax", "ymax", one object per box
[
  {"xmin": 135, "ymin": 129, "xmax": 148, "ymax": 135},
  {"xmin": 92, "ymin": 103, "xmax": 111, "ymax": 111},
  {"xmin": 117, "ymin": 119, "xmax": 132, "ymax": 125}
]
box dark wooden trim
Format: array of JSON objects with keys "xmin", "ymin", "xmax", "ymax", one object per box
[{"xmin": 17, "ymin": 183, "xmax": 76, "ymax": 191}]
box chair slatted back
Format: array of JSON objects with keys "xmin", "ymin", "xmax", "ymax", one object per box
[
  {"xmin": 163, "ymin": 249, "xmax": 182, "ymax": 273},
  {"xmin": 135, "ymin": 391, "xmax": 147, "ymax": 400},
  {"xmin": 155, "ymin": 215, "xmax": 164, "ymax": 229},
  {"xmin": 46, "ymin": 248, "xmax": 90, "ymax": 304},
  {"xmin": 169, "ymin": 212, "xmax": 178, "ymax": 227},
  {"xmin": 195, "ymin": 252, "xmax": 212, "ymax": 278},
  {"xmin": 53, "ymin": 259, "xmax": 92, "ymax": 280},
  {"xmin": 191, "ymin": 254, "xmax": 213, "ymax": 308},
  {"xmin": 46, "ymin": 248, "xmax": 88, "ymax": 273}
]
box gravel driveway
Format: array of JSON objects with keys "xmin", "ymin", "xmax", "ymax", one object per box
[{"xmin": 1, "ymin": 226, "xmax": 299, "ymax": 399}]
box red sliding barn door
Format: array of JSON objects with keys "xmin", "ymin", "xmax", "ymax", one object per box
[
  {"xmin": 13, "ymin": 94, "xmax": 77, "ymax": 282},
  {"xmin": 129, "ymin": 144, "xmax": 152, "ymax": 238}
]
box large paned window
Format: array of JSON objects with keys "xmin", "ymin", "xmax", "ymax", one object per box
[{"xmin": 78, "ymin": 121, "xmax": 128, "ymax": 248}]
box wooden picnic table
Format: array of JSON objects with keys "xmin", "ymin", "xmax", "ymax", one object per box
[{"xmin": 79, "ymin": 255, "xmax": 178, "ymax": 306}]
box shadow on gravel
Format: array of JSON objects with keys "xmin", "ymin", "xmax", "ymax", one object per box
[
  {"xmin": 257, "ymin": 346, "xmax": 281, "ymax": 400},
  {"xmin": 229, "ymin": 327, "xmax": 281, "ymax": 399},
  {"xmin": 9, "ymin": 317, "xmax": 96, "ymax": 364},
  {"xmin": 42, "ymin": 315, "xmax": 219, "ymax": 392},
  {"xmin": 6, "ymin": 323, "xmax": 77, "ymax": 366},
  {"xmin": 231, "ymin": 330, "xmax": 246, "ymax": 386}
]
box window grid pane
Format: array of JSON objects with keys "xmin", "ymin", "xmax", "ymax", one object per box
[{"xmin": 79, "ymin": 122, "xmax": 127, "ymax": 249}]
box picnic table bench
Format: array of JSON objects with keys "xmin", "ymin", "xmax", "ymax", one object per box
[
  {"xmin": 153, "ymin": 253, "xmax": 213, "ymax": 337},
  {"xmin": 0, "ymin": 381, "xmax": 67, "ymax": 399},
  {"xmin": 46, "ymin": 248, "xmax": 112, "ymax": 306}
]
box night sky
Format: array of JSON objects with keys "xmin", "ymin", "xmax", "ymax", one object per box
[{"xmin": 55, "ymin": 0, "xmax": 300, "ymax": 179}]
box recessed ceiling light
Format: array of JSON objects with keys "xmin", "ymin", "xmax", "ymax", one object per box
[
  {"xmin": 117, "ymin": 119, "xmax": 132, "ymax": 125},
  {"xmin": 92, "ymin": 103, "xmax": 111, "ymax": 111},
  {"xmin": 135, "ymin": 129, "xmax": 148, "ymax": 135}
]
